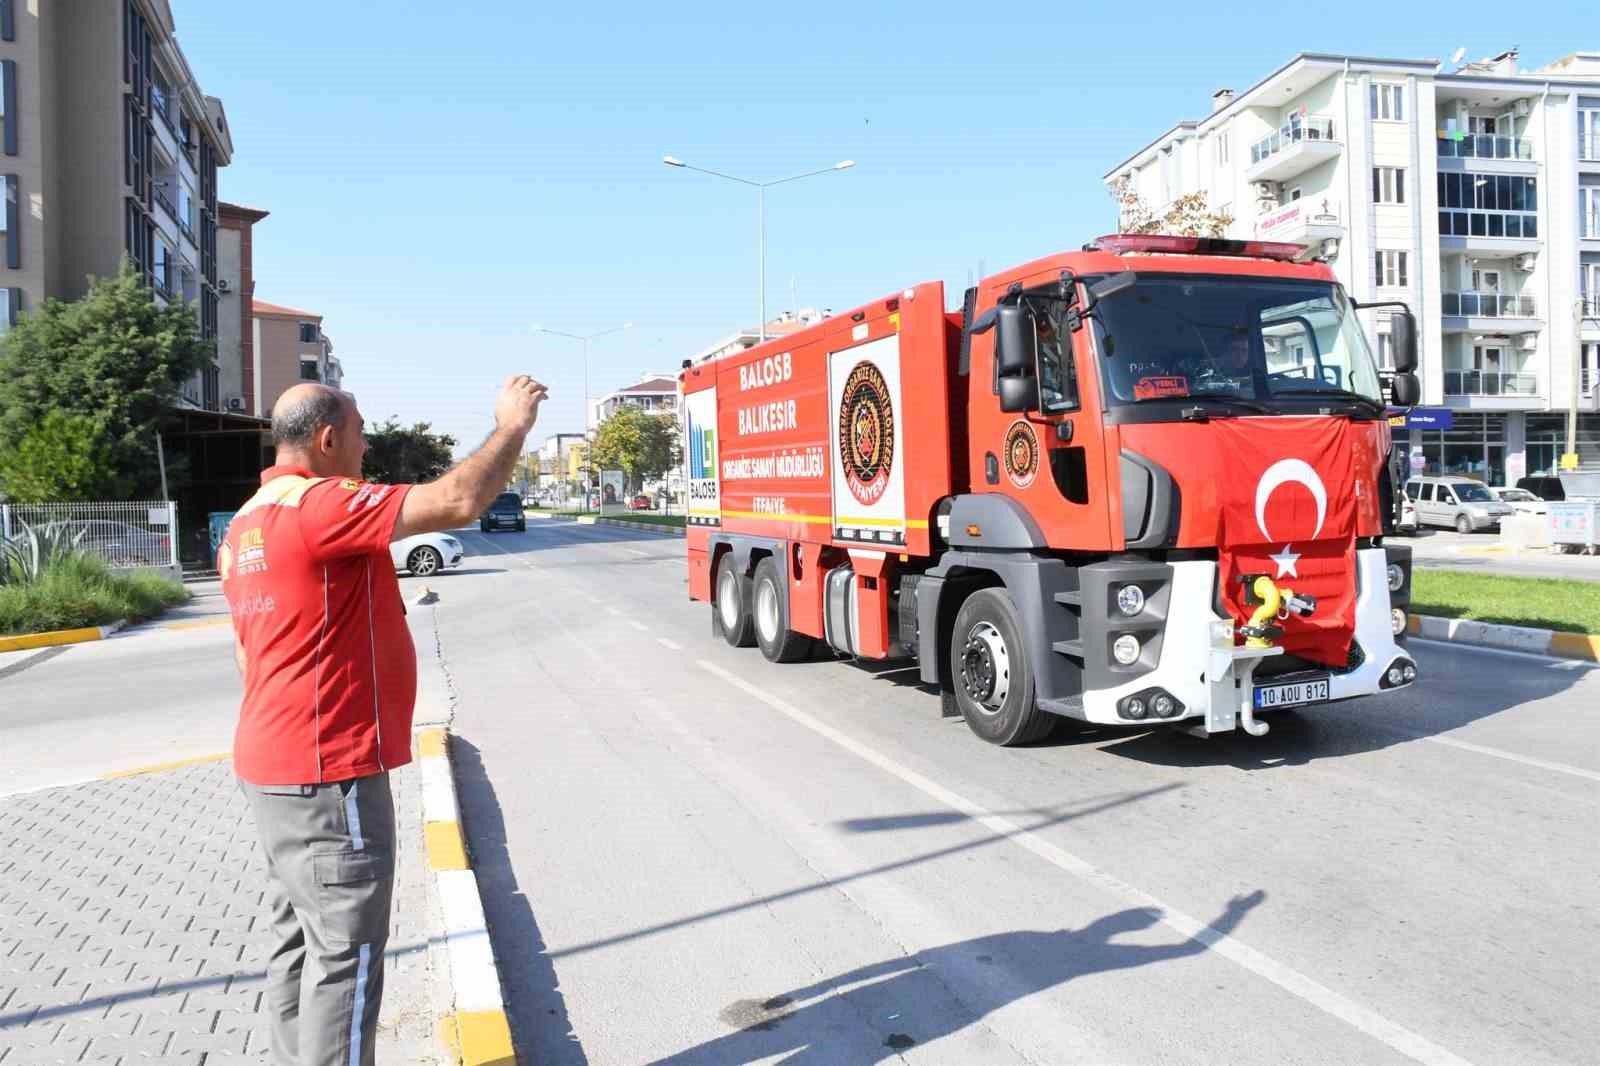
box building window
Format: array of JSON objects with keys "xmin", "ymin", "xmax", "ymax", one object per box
[
  {"xmin": 1376, "ymin": 331, "xmax": 1395, "ymax": 370},
  {"xmin": 299, "ymin": 360, "xmax": 320, "ymax": 382},
  {"xmin": 1215, "ymin": 133, "xmax": 1229, "ymax": 168},
  {"xmin": 1437, "ymin": 172, "xmax": 1538, "ymax": 238},
  {"xmin": 0, "ymin": 287, "xmax": 17, "ymax": 333},
  {"xmin": 1582, "ymin": 109, "xmax": 1600, "ymax": 162},
  {"xmin": 1582, "ymin": 186, "xmax": 1600, "ymax": 239},
  {"xmin": 1, "ymin": 59, "xmax": 14, "ymax": 156},
  {"xmin": 2, "ymin": 173, "xmax": 16, "ymax": 270},
  {"xmin": 1, "ymin": 0, "xmax": 14, "ymax": 43},
  {"xmin": 298, "ymin": 322, "xmax": 318, "ymax": 343},
  {"xmin": 1370, "ymin": 83, "xmax": 1405, "ymax": 121},
  {"xmin": 1376, "ymin": 250, "xmax": 1408, "ymax": 288},
  {"xmin": 1373, "ymin": 166, "xmax": 1406, "ymax": 204}
]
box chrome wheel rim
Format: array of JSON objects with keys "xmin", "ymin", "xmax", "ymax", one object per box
[
  {"xmin": 410, "ymin": 548, "xmax": 438, "ymax": 576},
  {"xmin": 757, "ymin": 580, "xmax": 780, "ymax": 643},
  {"xmin": 718, "ymin": 569, "xmax": 740, "ymax": 630},
  {"xmin": 960, "ymin": 621, "xmax": 1010, "ymax": 714}
]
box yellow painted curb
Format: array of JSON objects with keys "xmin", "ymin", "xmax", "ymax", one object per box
[
  {"xmin": 100, "ymin": 752, "xmax": 232, "ymax": 780},
  {"xmin": 0, "ymin": 625, "xmax": 106, "ymax": 653},
  {"xmin": 439, "ymin": 1014, "xmax": 463, "ymax": 1065},
  {"xmin": 425, "ymin": 821, "xmax": 469, "ymax": 870},
  {"xmin": 418, "ymin": 728, "xmax": 449, "ymax": 759},
  {"xmin": 1548, "ymin": 632, "xmax": 1600, "ymax": 662},
  {"xmin": 450, "ymin": 1009, "xmax": 515, "ymax": 1066}
]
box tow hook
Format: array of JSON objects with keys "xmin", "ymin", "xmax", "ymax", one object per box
[{"xmin": 1239, "ymin": 701, "xmax": 1270, "ymax": 737}]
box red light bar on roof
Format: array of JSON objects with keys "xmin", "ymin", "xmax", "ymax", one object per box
[{"xmin": 1088, "ymin": 234, "xmax": 1308, "ymax": 262}]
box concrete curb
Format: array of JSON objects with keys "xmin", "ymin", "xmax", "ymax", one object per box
[
  {"xmin": 587, "ymin": 516, "xmax": 685, "ymax": 537},
  {"xmin": 0, "ymin": 618, "xmax": 127, "ymax": 654},
  {"xmin": 1407, "ymin": 613, "xmax": 1600, "ymax": 661}
]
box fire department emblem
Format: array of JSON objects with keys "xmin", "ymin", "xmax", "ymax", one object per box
[
  {"xmin": 1004, "ymin": 420, "xmax": 1039, "ymax": 488},
  {"xmin": 838, "ymin": 360, "xmax": 894, "ymax": 506}
]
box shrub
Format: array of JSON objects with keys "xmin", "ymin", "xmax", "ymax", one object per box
[{"xmin": 0, "ymin": 552, "xmax": 188, "ymax": 635}]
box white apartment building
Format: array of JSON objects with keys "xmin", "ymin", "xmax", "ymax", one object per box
[
  {"xmin": 1104, "ymin": 49, "xmax": 1600, "ymax": 484},
  {"xmin": 590, "ymin": 372, "xmax": 679, "ymax": 430}
]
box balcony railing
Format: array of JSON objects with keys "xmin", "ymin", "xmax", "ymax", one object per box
[
  {"xmin": 1444, "ymin": 370, "xmax": 1540, "ymax": 396},
  {"xmin": 153, "ymin": 184, "xmax": 178, "ymax": 222},
  {"xmin": 1441, "ymin": 291, "xmax": 1538, "ymax": 317},
  {"xmin": 1582, "ymin": 135, "xmax": 1599, "ymax": 163},
  {"xmin": 1584, "ymin": 293, "xmax": 1599, "ymax": 317},
  {"xmin": 1251, "ymin": 116, "xmax": 1337, "ymax": 166},
  {"xmin": 1439, "ymin": 210, "xmax": 1537, "ymax": 239},
  {"xmin": 1437, "ymin": 134, "xmax": 1534, "ymax": 160}
]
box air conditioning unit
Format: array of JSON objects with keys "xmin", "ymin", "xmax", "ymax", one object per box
[
  {"xmin": 217, "ymin": 278, "xmax": 231, "ymax": 293},
  {"xmin": 1518, "ymin": 334, "xmax": 1539, "ymax": 351},
  {"xmin": 1513, "ymin": 99, "xmax": 1530, "ymax": 117},
  {"xmin": 225, "ymin": 396, "xmax": 244, "ymax": 412},
  {"xmin": 1517, "ymin": 253, "xmax": 1537, "ymax": 272}
]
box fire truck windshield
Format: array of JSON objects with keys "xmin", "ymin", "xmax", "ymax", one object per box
[{"xmin": 1091, "ymin": 275, "xmax": 1384, "ymax": 416}]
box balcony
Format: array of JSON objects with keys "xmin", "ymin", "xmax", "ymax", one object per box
[
  {"xmin": 1581, "ymin": 135, "xmax": 1599, "ymax": 163},
  {"xmin": 1444, "ymin": 370, "xmax": 1540, "ymax": 397},
  {"xmin": 1246, "ymin": 116, "xmax": 1341, "ymax": 183},
  {"xmin": 1440, "ymin": 290, "xmax": 1540, "ymax": 332},
  {"xmin": 1436, "ymin": 134, "xmax": 1534, "ymax": 161},
  {"xmin": 1255, "ymin": 197, "xmax": 1343, "ymax": 247}
]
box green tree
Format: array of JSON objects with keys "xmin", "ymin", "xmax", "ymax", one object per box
[
  {"xmin": 589, "ymin": 408, "xmax": 680, "ymax": 494},
  {"xmin": 0, "ymin": 411, "xmax": 117, "ymax": 503},
  {"xmin": 0, "ymin": 263, "xmax": 212, "ymax": 500},
  {"xmin": 363, "ymin": 417, "xmax": 457, "ymax": 484},
  {"xmin": 1109, "ymin": 177, "xmax": 1235, "ymax": 238}
]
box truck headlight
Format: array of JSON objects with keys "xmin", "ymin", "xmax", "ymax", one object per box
[
  {"xmin": 1387, "ymin": 563, "xmax": 1404, "ymax": 592},
  {"xmin": 1112, "ymin": 634, "xmax": 1141, "ymax": 665},
  {"xmin": 1116, "ymin": 584, "xmax": 1145, "ymax": 616},
  {"xmin": 1391, "ymin": 608, "xmax": 1407, "ymax": 635}
]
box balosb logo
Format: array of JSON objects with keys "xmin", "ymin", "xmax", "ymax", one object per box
[
  {"xmin": 1004, "ymin": 420, "xmax": 1039, "ymax": 488},
  {"xmin": 838, "ymin": 360, "xmax": 894, "ymax": 506}
]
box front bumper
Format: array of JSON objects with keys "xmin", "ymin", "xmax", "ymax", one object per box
[{"xmin": 1076, "ymin": 549, "xmax": 1415, "ymax": 731}]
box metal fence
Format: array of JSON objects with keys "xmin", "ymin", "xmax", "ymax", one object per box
[{"xmin": 0, "ymin": 501, "xmax": 180, "ymax": 571}]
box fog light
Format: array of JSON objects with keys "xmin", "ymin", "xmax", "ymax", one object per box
[
  {"xmin": 1112, "ymin": 634, "xmax": 1142, "ymax": 665},
  {"xmin": 1386, "ymin": 666, "xmax": 1404, "ymax": 686},
  {"xmin": 1152, "ymin": 694, "xmax": 1175, "ymax": 717},
  {"xmin": 1391, "ymin": 608, "xmax": 1407, "ymax": 635},
  {"xmin": 1116, "ymin": 583, "xmax": 1145, "ymax": 616},
  {"xmin": 1124, "ymin": 696, "xmax": 1147, "ymax": 719},
  {"xmin": 1402, "ymin": 663, "xmax": 1416, "ymax": 682},
  {"xmin": 1387, "ymin": 563, "xmax": 1404, "ymax": 592}
]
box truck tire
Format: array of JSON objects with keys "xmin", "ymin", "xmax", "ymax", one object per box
[
  {"xmin": 949, "ymin": 588, "xmax": 1053, "ymax": 746},
  {"xmin": 752, "ymin": 557, "xmax": 813, "ymax": 663},
  {"xmin": 716, "ymin": 553, "xmax": 756, "ymax": 648}
]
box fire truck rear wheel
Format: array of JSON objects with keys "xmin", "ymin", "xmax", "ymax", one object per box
[
  {"xmin": 752, "ymin": 557, "xmax": 813, "ymax": 663},
  {"xmin": 949, "ymin": 588, "xmax": 1053, "ymax": 746},
  {"xmin": 716, "ymin": 553, "xmax": 756, "ymax": 648}
]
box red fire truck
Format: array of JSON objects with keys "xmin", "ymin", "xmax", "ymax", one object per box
[{"xmin": 680, "ymin": 235, "xmax": 1421, "ymax": 745}]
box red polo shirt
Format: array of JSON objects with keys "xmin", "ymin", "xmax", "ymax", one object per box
[{"xmin": 221, "ymin": 465, "xmax": 416, "ymax": 785}]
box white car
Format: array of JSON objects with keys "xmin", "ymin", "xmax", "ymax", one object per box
[
  {"xmin": 391, "ymin": 531, "xmax": 464, "ymax": 577},
  {"xmin": 1396, "ymin": 493, "xmax": 1419, "ymax": 535},
  {"xmin": 1491, "ymin": 487, "xmax": 1547, "ymax": 517}
]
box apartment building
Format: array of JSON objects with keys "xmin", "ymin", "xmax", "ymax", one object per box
[
  {"xmin": 688, "ymin": 307, "xmax": 830, "ymax": 366},
  {"xmin": 216, "ymin": 200, "xmax": 267, "ymax": 415},
  {"xmin": 1104, "ymin": 49, "xmax": 1600, "ymax": 484},
  {"xmin": 591, "ymin": 373, "xmax": 679, "ymax": 429},
  {"xmin": 0, "ymin": 0, "xmax": 233, "ymax": 410},
  {"xmin": 251, "ymin": 301, "xmax": 341, "ymax": 417}
]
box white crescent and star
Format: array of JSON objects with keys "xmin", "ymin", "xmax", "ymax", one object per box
[{"xmin": 1254, "ymin": 459, "xmax": 1328, "ymax": 579}]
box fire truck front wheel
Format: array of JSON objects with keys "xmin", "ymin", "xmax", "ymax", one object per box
[
  {"xmin": 716, "ymin": 553, "xmax": 757, "ymax": 648},
  {"xmin": 950, "ymin": 588, "xmax": 1053, "ymax": 746}
]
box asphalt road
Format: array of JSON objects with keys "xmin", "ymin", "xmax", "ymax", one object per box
[{"xmin": 434, "ymin": 520, "xmax": 1600, "ymax": 1066}]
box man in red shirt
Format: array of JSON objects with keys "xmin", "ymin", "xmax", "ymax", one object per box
[{"xmin": 222, "ymin": 375, "xmax": 545, "ymax": 1066}]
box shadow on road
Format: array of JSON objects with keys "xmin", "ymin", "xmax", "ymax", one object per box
[
  {"xmin": 451, "ymin": 737, "xmax": 590, "ymax": 1066},
  {"xmin": 653, "ymin": 892, "xmax": 1264, "ymax": 1064}
]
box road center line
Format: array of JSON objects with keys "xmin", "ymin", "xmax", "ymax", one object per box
[
  {"xmin": 696, "ymin": 658, "xmax": 1475, "ymax": 1066},
  {"xmin": 1418, "ymin": 734, "xmax": 1600, "ymax": 783}
]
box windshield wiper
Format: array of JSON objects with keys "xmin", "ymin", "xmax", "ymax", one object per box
[
  {"xmin": 1270, "ymin": 387, "xmax": 1386, "ymax": 415},
  {"xmin": 1171, "ymin": 396, "xmax": 1278, "ymax": 420}
]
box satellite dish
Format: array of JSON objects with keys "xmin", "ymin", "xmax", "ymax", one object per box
[{"xmin": 1450, "ymin": 47, "xmax": 1467, "ymax": 65}]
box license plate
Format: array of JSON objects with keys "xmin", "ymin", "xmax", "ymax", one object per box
[{"xmin": 1253, "ymin": 677, "xmax": 1329, "ymax": 710}]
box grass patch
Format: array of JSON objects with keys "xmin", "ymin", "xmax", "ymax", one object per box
[
  {"xmin": 599, "ymin": 513, "xmax": 685, "ymax": 528},
  {"xmin": 1411, "ymin": 568, "xmax": 1600, "ymax": 635},
  {"xmin": 0, "ymin": 554, "xmax": 189, "ymax": 636}
]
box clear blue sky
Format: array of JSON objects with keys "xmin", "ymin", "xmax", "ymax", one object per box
[{"xmin": 171, "ymin": 0, "xmax": 1585, "ymax": 452}]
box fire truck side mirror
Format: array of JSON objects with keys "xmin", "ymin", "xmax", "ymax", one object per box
[
  {"xmin": 994, "ymin": 305, "xmax": 1037, "ymax": 378},
  {"xmin": 999, "ymin": 373, "xmax": 1040, "ymax": 413},
  {"xmin": 1389, "ymin": 311, "xmax": 1419, "ymax": 373},
  {"xmin": 1390, "ymin": 372, "xmax": 1421, "ymax": 407}
]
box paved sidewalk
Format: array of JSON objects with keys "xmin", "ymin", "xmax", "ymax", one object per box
[{"xmin": 0, "ymin": 757, "xmax": 442, "ymax": 1065}]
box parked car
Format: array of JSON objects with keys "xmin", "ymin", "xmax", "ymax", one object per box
[
  {"xmin": 1396, "ymin": 492, "xmax": 1419, "ymax": 535},
  {"xmin": 628, "ymin": 494, "xmax": 652, "ymax": 511},
  {"xmin": 391, "ymin": 531, "xmax": 464, "ymax": 577},
  {"xmin": 1516, "ymin": 475, "xmax": 1566, "ymax": 502},
  {"xmin": 38, "ymin": 520, "xmax": 169, "ymax": 568},
  {"xmin": 1491, "ymin": 486, "xmax": 1547, "ymax": 516},
  {"xmin": 479, "ymin": 492, "xmax": 526, "ymax": 533},
  {"xmin": 1403, "ymin": 476, "xmax": 1515, "ymax": 533}
]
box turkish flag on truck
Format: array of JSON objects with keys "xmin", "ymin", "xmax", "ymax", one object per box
[{"xmin": 1211, "ymin": 417, "xmax": 1366, "ymax": 668}]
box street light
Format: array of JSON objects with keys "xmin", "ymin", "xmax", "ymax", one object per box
[
  {"xmin": 663, "ymin": 154, "xmax": 855, "ymax": 342},
  {"xmin": 531, "ymin": 321, "xmax": 633, "ymax": 513}
]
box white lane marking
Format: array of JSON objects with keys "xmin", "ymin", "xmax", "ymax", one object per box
[
  {"xmin": 605, "ymin": 606, "xmax": 623, "ymax": 616},
  {"xmin": 626, "ymin": 620, "xmax": 650, "ymax": 633},
  {"xmin": 622, "ymin": 547, "xmax": 652, "ymax": 557},
  {"xmin": 696, "ymin": 658, "xmax": 1475, "ymax": 1066},
  {"xmin": 1410, "ymin": 636, "xmax": 1592, "ymax": 668},
  {"xmin": 657, "ymin": 637, "xmax": 683, "ymax": 651},
  {"xmin": 1418, "ymin": 735, "xmax": 1600, "ymax": 784}
]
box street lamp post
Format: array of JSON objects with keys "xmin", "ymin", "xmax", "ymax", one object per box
[
  {"xmin": 662, "ymin": 155, "xmax": 854, "ymax": 342},
  {"xmin": 532, "ymin": 321, "xmax": 632, "ymax": 513}
]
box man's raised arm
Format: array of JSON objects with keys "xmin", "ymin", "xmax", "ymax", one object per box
[{"xmin": 393, "ymin": 375, "xmax": 547, "ymax": 540}]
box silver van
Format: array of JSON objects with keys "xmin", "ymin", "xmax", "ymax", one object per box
[{"xmin": 1402, "ymin": 476, "xmax": 1515, "ymax": 533}]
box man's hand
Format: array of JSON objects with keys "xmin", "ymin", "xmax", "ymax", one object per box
[{"xmin": 496, "ymin": 375, "xmax": 548, "ymax": 437}]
